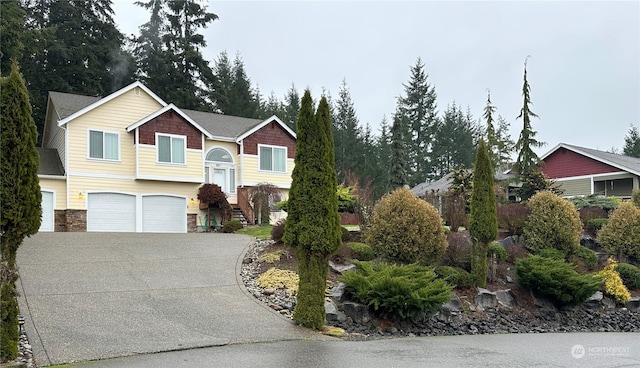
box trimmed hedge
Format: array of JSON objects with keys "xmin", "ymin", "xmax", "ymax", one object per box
[
  {"xmin": 347, "ymin": 242, "xmax": 375, "ymax": 261},
  {"xmin": 615, "ymin": 263, "xmax": 640, "ymax": 289}
]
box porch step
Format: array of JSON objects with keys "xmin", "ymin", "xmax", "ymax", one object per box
[{"xmin": 232, "ymin": 207, "xmax": 248, "ymax": 226}]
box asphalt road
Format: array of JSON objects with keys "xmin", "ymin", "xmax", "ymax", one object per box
[{"xmin": 47, "ymin": 332, "xmax": 640, "ymax": 368}]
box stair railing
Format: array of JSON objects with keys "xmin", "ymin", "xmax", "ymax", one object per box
[{"xmin": 237, "ymin": 187, "xmax": 255, "ymax": 225}]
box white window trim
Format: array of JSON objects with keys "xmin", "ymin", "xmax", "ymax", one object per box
[
  {"xmin": 156, "ymin": 132, "xmax": 187, "ymax": 165},
  {"xmin": 204, "ymin": 147, "xmax": 236, "ymax": 193},
  {"xmin": 258, "ymin": 144, "xmax": 287, "ymax": 173},
  {"xmin": 87, "ymin": 129, "xmax": 121, "ymax": 162}
]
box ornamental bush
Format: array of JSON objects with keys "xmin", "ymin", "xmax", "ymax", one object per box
[
  {"xmin": 340, "ymin": 262, "xmax": 452, "ymax": 319},
  {"xmin": 579, "ymin": 207, "xmax": 608, "ymax": 226},
  {"xmin": 516, "ymin": 255, "xmax": 600, "ymax": 307},
  {"xmin": 595, "ymin": 258, "xmax": 631, "ymax": 304},
  {"xmin": 597, "ymin": 202, "xmax": 640, "ymax": 260},
  {"xmin": 434, "ymin": 266, "xmax": 473, "ymax": 290},
  {"xmin": 221, "ymin": 220, "xmax": 243, "ymax": 233},
  {"xmin": 365, "ymin": 187, "xmax": 447, "ymax": 266},
  {"xmin": 497, "ymin": 203, "xmax": 530, "ymax": 237},
  {"xmin": 571, "ymin": 246, "xmax": 598, "ymax": 270},
  {"xmin": 347, "ymin": 242, "xmax": 375, "ymax": 261},
  {"xmin": 585, "ymin": 218, "xmax": 608, "ymax": 236},
  {"xmin": 615, "ymin": 263, "xmax": 640, "ymax": 290},
  {"xmin": 271, "ymin": 219, "xmax": 286, "ymax": 243},
  {"xmin": 523, "ymin": 191, "xmax": 582, "ymax": 255}
]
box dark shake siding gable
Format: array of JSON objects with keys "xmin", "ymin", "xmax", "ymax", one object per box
[
  {"xmin": 138, "ymin": 110, "xmax": 203, "ymax": 150},
  {"xmin": 242, "ymin": 121, "xmax": 296, "ymax": 158}
]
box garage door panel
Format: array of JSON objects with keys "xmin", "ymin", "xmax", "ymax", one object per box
[
  {"xmin": 142, "ymin": 195, "xmax": 186, "ymax": 233},
  {"xmin": 39, "ymin": 191, "xmax": 54, "ymax": 232},
  {"xmin": 88, "ymin": 193, "xmax": 136, "ymax": 232}
]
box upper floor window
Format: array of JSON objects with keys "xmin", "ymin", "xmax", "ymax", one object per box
[
  {"xmin": 157, "ymin": 133, "xmax": 185, "ymax": 164},
  {"xmin": 259, "ymin": 145, "xmax": 286, "ymax": 172},
  {"xmin": 206, "ymin": 147, "xmax": 233, "ymax": 163},
  {"xmin": 89, "ymin": 130, "xmax": 119, "ymax": 160}
]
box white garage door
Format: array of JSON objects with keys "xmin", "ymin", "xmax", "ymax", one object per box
[
  {"xmin": 87, "ymin": 193, "xmax": 136, "ymax": 232},
  {"xmin": 39, "ymin": 191, "xmax": 54, "ymax": 232},
  {"xmin": 142, "ymin": 195, "xmax": 186, "ymax": 233}
]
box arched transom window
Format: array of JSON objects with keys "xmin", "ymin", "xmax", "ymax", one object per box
[{"xmin": 205, "ymin": 147, "xmax": 235, "ymax": 194}]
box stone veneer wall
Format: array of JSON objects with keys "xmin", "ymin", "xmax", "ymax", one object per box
[
  {"xmin": 54, "ymin": 210, "xmax": 67, "ymax": 232},
  {"xmin": 65, "ymin": 210, "xmax": 87, "ymax": 232},
  {"xmin": 187, "ymin": 214, "xmax": 197, "ymax": 233}
]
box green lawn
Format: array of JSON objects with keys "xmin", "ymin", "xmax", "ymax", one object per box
[{"xmin": 237, "ymin": 225, "xmax": 273, "ymax": 239}]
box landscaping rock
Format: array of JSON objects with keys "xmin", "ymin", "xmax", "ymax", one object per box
[
  {"xmin": 625, "ymin": 297, "xmax": 640, "ymax": 311},
  {"xmin": 474, "ymin": 288, "xmax": 498, "ymax": 311},
  {"xmin": 328, "ymin": 260, "xmax": 356, "ymax": 274},
  {"xmin": 328, "ymin": 282, "xmax": 347, "ymax": 302},
  {"xmin": 440, "ymin": 294, "xmax": 463, "ymax": 313},
  {"xmin": 342, "ymin": 301, "xmax": 371, "ymax": 324},
  {"xmin": 496, "ymin": 289, "xmax": 515, "ymax": 308},
  {"xmin": 580, "ymin": 234, "xmax": 598, "ymax": 250},
  {"xmin": 530, "ymin": 291, "xmax": 557, "ymax": 312},
  {"xmin": 497, "ymin": 236, "xmax": 516, "ymax": 248}
]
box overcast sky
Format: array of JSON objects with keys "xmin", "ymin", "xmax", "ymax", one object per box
[{"xmin": 112, "ymin": 1, "xmax": 639, "ymax": 156}]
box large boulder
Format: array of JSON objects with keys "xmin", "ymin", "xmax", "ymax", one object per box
[
  {"xmin": 625, "ymin": 297, "xmax": 640, "ymax": 311},
  {"xmin": 474, "ymin": 288, "xmax": 498, "ymax": 311},
  {"xmin": 325, "ymin": 298, "xmax": 346, "ymax": 322},
  {"xmin": 496, "ymin": 289, "xmax": 515, "ymax": 308},
  {"xmin": 341, "ymin": 301, "xmax": 371, "ymax": 324}
]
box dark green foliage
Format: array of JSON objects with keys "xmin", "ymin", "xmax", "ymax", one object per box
[
  {"xmin": 284, "ymin": 91, "xmax": 341, "ymax": 329},
  {"xmin": 271, "ymin": 219, "xmax": 285, "ymax": 243},
  {"xmin": 341, "ymin": 227, "xmax": 351, "ymax": 242},
  {"xmin": 0, "ymin": 0, "xmax": 26, "ymax": 75},
  {"xmin": 221, "ymin": 220, "xmax": 243, "ymax": 233},
  {"xmin": 585, "ymin": 218, "xmax": 608, "ymax": 236},
  {"xmin": 579, "ymin": 207, "xmax": 608, "ymax": 225},
  {"xmin": 1, "ymin": 61, "xmax": 41, "ymax": 268},
  {"xmin": 569, "ymin": 195, "xmax": 620, "ymax": 213},
  {"xmin": 524, "ymin": 191, "xmax": 582, "ymax": 256},
  {"xmin": 366, "ymin": 188, "xmax": 447, "ymax": 266},
  {"xmin": 516, "ymin": 256, "xmax": 600, "ymax": 307},
  {"xmin": 483, "ymin": 91, "xmax": 515, "ymax": 172},
  {"xmin": 514, "ymin": 58, "xmax": 544, "ymax": 178},
  {"xmin": 487, "ymin": 242, "xmax": 507, "ymax": 262},
  {"xmin": 293, "ymin": 248, "xmax": 330, "ymax": 329},
  {"xmin": 615, "ymin": 263, "xmax": 640, "ymax": 289},
  {"xmin": 434, "ymin": 266, "xmax": 473, "ymax": 290},
  {"xmin": 516, "ymin": 168, "xmax": 563, "ymax": 201},
  {"xmin": 623, "ymin": 124, "xmax": 640, "ymax": 158},
  {"xmin": 497, "ymin": 203, "xmax": 530, "ymax": 236},
  {"xmin": 0, "ymin": 276, "xmax": 19, "ymax": 361},
  {"xmin": 571, "ymin": 246, "xmax": 598, "ymax": 270},
  {"xmin": 346, "ymin": 242, "xmax": 375, "ymax": 261},
  {"xmin": 340, "ymin": 262, "xmax": 453, "ymax": 319},
  {"xmin": 469, "ymin": 139, "xmax": 497, "ymax": 287},
  {"xmin": 210, "ymin": 52, "xmax": 261, "ymax": 118},
  {"xmin": 389, "ymin": 112, "xmax": 409, "ymax": 189},
  {"xmin": 535, "ymin": 248, "xmax": 566, "ymax": 260},
  {"xmin": 430, "ymin": 104, "xmax": 479, "ymax": 179}
]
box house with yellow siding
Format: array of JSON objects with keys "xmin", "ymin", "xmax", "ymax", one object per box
[{"xmin": 37, "ymin": 81, "xmax": 296, "ymax": 233}]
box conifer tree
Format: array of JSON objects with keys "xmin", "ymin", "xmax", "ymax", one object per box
[
  {"xmin": 389, "ymin": 110, "xmax": 409, "ymax": 189},
  {"xmin": 483, "ymin": 90, "xmax": 514, "ymax": 172},
  {"xmin": 284, "ymin": 91, "xmax": 341, "ymax": 329},
  {"xmin": 623, "ymin": 124, "xmax": 640, "ymax": 158},
  {"xmin": 283, "ymin": 84, "xmax": 301, "ymax": 132},
  {"xmin": 468, "ymin": 139, "xmax": 498, "ymax": 287},
  {"xmin": 333, "ymin": 79, "xmax": 362, "ymax": 182},
  {"xmin": 1, "ymin": 61, "xmax": 41, "ymax": 361},
  {"xmin": 514, "ymin": 58, "xmax": 544, "ymax": 176}
]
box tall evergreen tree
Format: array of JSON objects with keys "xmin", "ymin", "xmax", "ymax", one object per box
[
  {"xmin": 430, "ymin": 103, "xmax": 478, "ymax": 179},
  {"xmin": 623, "ymin": 124, "xmax": 640, "ymax": 158},
  {"xmin": 210, "ymin": 52, "xmax": 260, "ymax": 117},
  {"xmin": 283, "ymin": 84, "xmax": 301, "ymax": 132},
  {"xmin": 284, "ymin": 91, "xmax": 341, "ymax": 329},
  {"xmin": 483, "ymin": 90, "xmax": 514, "ymax": 172},
  {"xmin": 163, "ymin": 0, "xmax": 217, "ymax": 110},
  {"xmin": 1, "ymin": 61, "xmax": 41, "ymax": 360},
  {"xmin": 332, "ymin": 79, "xmax": 362, "ymax": 182},
  {"xmin": 468, "ymin": 139, "xmax": 497, "ymax": 288},
  {"xmin": 19, "ymin": 0, "xmax": 134, "ymax": 140},
  {"xmin": 0, "ymin": 0, "xmax": 26, "ymax": 75},
  {"xmin": 514, "ymin": 58, "xmax": 544, "ymax": 176},
  {"xmin": 134, "ymin": 0, "xmax": 172, "ymax": 95},
  {"xmin": 389, "ymin": 110, "xmax": 409, "ymax": 189},
  {"xmin": 396, "ymin": 58, "xmax": 438, "ymax": 185},
  {"xmin": 259, "ymin": 91, "xmax": 285, "ymax": 120},
  {"xmin": 374, "ymin": 116, "xmax": 392, "ymax": 197}
]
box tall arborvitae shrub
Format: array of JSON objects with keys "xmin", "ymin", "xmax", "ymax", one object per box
[
  {"xmin": 1, "ymin": 61, "xmax": 42, "ymax": 361},
  {"xmin": 284, "ymin": 91, "xmax": 341, "ymax": 329},
  {"xmin": 468, "ymin": 139, "xmax": 497, "ymax": 287}
]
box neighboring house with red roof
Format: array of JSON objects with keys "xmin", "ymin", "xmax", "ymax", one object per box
[
  {"xmin": 37, "ymin": 81, "xmax": 295, "ymax": 233},
  {"xmin": 540, "ymin": 143, "xmax": 640, "ymax": 199}
]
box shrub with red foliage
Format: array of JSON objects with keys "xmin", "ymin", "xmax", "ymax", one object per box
[
  {"xmin": 497, "ymin": 203, "xmax": 530, "ymax": 236},
  {"xmin": 579, "ymin": 207, "xmax": 608, "ymax": 226},
  {"xmin": 442, "ymin": 231, "xmax": 472, "ymax": 271}
]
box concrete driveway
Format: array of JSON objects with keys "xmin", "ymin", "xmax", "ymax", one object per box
[{"xmin": 16, "ymin": 233, "xmax": 325, "ymax": 366}]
